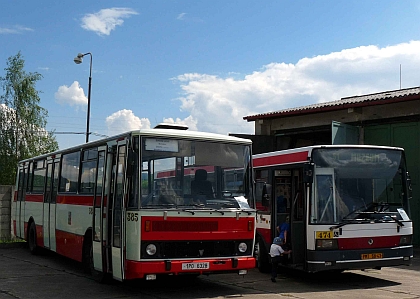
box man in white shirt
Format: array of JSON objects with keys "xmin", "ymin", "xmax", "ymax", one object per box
[{"xmin": 269, "ymin": 237, "xmax": 292, "ymax": 282}]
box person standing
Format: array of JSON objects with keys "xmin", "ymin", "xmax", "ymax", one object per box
[
  {"xmin": 269, "ymin": 237, "xmax": 292, "ymax": 282},
  {"xmin": 277, "ymin": 216, "xmax": 291, "ymax": 249}
]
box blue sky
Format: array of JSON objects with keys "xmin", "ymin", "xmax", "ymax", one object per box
[{"xmin": 2, "ymin": 1, "xmax": 420, "ymax": 149}]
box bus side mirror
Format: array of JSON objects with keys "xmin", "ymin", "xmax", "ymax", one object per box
[
  {"xmin": 262, "ymin": 184, "xmax": 272, "ymax": 207},
  {"xmin": 303, "ymin": 164, "xmax": 313, "ymax": 183},
  {"xmin": 406, "ymin": 171, "xmax": 413, "ymax": 200}
]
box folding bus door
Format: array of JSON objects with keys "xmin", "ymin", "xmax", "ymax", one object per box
[
  {"xmin": 111, "ymin": 140, "xmax": 128, "ymax": 281},
  {"xmin": 43, "ymin": 158, "xmax": 59, "ymax": 251},
  {"xmin": 16, "ymin": 166, "xmax": 27, "ymax": 239},
  {"xmin": 91, "ymin": 147, "xmax": 108, "ymax": 278}
]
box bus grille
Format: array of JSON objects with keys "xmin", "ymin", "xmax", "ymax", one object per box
[{"xmin": 152, "ymin": 221, "xmax": 218, "ymax": 232}]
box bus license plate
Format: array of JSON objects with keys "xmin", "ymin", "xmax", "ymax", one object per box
[
  {"xmin": 361, "ymin": 253, "xmax": 383, "ymax": 260},
  {"xmin": 315, "ymin": 231, "xmax": 333, "ymax": 239},
  {"xmin": 182, "ymin": 262, "xmax": 210, "ymax": 270}
]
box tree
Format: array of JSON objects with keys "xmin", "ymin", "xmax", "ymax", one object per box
[{"xmin": 0, "ymin": 52, "xmax": 58, "ymax": 185}]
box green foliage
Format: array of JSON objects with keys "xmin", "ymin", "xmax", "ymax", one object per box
[{"xmin": 0, "ymin": 52, "xmax": 59, "ymax": 185}]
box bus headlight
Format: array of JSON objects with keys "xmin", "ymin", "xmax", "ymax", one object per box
[
  {"xmin": 146, "ymin": 244, "xmax": 157, "ymax": 256},
  {"xmin": 400, "ymin": 235, "xmax": 412, "ymax": 246},
  {"xmin": 316, "ymin": 239, "xmax": 338, "ymax": 250},
  {"xmin": 238, "ymin": 242, "xmax": 248, "ymax": 253}
]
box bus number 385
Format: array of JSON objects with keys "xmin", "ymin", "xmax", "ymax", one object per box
[{"xmin": 127, "ymin": 212, "xmax": 139, "ymax": 222}]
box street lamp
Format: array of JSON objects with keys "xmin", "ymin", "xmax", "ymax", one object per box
[{"xmin": 73, "ymin": 52, "xmax": 92, "ymax": 143}]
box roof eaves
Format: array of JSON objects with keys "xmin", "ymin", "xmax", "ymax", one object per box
[{"xmin": 243, "ymin": 87, "xmax": 420, "ymax": 122}]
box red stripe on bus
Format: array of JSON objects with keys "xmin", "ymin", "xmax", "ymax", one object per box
[
  {"xmin": 338, "ymin": 236, "xmax": 400, "ymax": 250},
  {"xmin": 24, "ymin": 194, "xmax": 44, "ymax": 203},
  {"xmin": 253, "ymin": 151, "xmax": 309, "ymax": 168},
  {"xmin": 55, "ymin": 230, "xmax": 84, "ymax": 262},
  {"xmin": 56, "ymin": 195, "xmax": 94, "ymax": 206}
]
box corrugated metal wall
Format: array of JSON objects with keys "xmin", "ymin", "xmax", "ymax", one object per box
[{"xmin": 365, "ymin": 121, "xmax": 420, "ymax": 245}]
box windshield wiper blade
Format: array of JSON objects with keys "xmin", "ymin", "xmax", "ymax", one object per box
[
  {"xmin": 330, "ymin": 219, "xmax": 352, "ymax": 230},
  {"xmin": 390, "ymin": 215, "xmax": 404, "ymax": 226}
]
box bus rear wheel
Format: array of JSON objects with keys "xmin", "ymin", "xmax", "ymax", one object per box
[{"xmin": 28, "ymin": 222, "xmax": 38, "ymax": 255}]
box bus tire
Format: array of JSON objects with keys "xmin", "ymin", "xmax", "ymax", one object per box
[
  {"xmin": 28, "ymin": 222, "xmax": 39, "ymax": 255},
  {"xmin": 256, "ymin": 239, "xmax": 270, "ymax": 273}
]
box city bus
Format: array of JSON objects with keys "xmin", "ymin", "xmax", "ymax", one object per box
[
  {"xmin": 253, "ymin": 145, "xmax": 413, "ymax": 273},
  {"xmin": 12, "ymin": 124, "xmax": 256, "ymax": 282}
]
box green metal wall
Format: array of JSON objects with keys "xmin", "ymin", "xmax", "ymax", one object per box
[{"xmin": 364, "ymin": 122, "xmax": 420, "ymax": 245}]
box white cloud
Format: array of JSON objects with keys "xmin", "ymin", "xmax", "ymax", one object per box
[
  {"xmin": 105, "ymin": 109, "xmax": 151, "ymax": 136},
  {"xmin": 173, "ymin": 40, "xmax": 420, "ymax": 135},
  {"xmin": 103, "ymin": 110, "xmax": 198, "ymax": 137},
  {"xmin": 177, "ymin": 13, "xmax": 186, "ymax": 20},
  {"xmin": 54, "ymin": 81, "xmax": 87, "ymax": 108},
  {"xmin": 0, "ymin": 25, "xmax": 33, "ymax": 34},
  {"xmin": 80, "ymin": 7, "xmax": 138, "ymax": 36},
  {"xmin": 162, "ymin": 116, "xmax": 198, "ymax": 131}
]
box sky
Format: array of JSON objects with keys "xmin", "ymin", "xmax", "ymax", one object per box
[{"xmin": 2, "ymin": 1, "xmax": 420, "ymax": 150}]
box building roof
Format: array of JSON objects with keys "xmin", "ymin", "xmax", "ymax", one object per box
[{"xmin": 243, "ymin": 86, "xmax": 420, "ymax": 121}]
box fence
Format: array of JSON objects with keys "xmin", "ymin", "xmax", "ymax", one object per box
[{"xmin": 0, "ymin": 185, "xmax": 13, "ymax": 241}]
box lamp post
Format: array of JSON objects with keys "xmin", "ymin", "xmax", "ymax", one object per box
[{"xmin": 73, "ymin": 52, "xmax": 92, "ymax": 143}]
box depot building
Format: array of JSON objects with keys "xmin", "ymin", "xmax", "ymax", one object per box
[{"xmin": 237, "ymin": 86, "xmax": 420, "ymax": 245}]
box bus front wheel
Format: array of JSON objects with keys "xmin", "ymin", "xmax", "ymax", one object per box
[
  {"xmin": 83, "ymin": 238, "xmax": 109, "ymax": 283},
  {"xmin": 255, "ymin": 239, "xmax": 270, "ymax": 273}
]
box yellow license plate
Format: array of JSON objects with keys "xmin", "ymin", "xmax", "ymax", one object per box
[
  {"xmin": 315, "ymin": 231, "xmax": 333, "ymax": 239},
  {"xmin": 361, "ymin": 253, "xmax": 383, "ymax": 260}
]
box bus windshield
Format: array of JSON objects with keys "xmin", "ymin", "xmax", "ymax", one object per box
[
  {"xmin": 310, "ymin": 147, "xmax": 410, "ymax": 224},
  {"xmin": 138, "ymin": 137, "xmax": 252, "ymax": 210}
]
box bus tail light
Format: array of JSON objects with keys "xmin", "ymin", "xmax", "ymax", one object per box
[
  {"xmin": 316, "ymin": 239, "xmax": 338, "ymax": 250},
  {"xmin": 400, "ymin": 235, "xmax": 412, "ymax": 245}
]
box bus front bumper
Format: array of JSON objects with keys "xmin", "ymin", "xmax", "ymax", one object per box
[
  {"xmin": 306, "ymin": 246, "xmax": 413, "ymax": 273},
  {"xmin": 125, "ymin": 257, "xmax": 256, "ymax": 280}
]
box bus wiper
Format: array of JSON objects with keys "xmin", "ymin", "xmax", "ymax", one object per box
[
  {"xmin": 330, "ymin": 219, "xmax": 352, "ymax": 230},
  {"xmin": 389, "ymin": 215, "xmax": 404, "ymax": 227}
]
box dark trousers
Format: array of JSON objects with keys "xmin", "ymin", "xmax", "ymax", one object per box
[{"xmin": 271, "ymin": 255, "xmax": 286, "ymax": 279}]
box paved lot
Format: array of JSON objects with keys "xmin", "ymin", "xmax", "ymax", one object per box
[{"xmin": 0, "ymin": 243, "xmax": 419, "ymax": 299}]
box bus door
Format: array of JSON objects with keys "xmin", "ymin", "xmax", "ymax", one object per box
[
  {"xmin": 16, "ymin": 166, "xmax": 27, "ymax": 239},
  {"xmin": 273, "ymin": 170, "xmax": 291, "ymax": 237},
  {"xmin": 110, "ymin": 140, "xmax": 129, "ymax": 281},
  {"xmin": 43, "ymin": 158, "xmax": 59, "ymax": 251},
  {"xmin": 289, "ymin": 169, "xmax": 305, "ymax": 266},
  {"xmin": 91, "ymin": 147, "xmax": 107, "ymax": 277}
]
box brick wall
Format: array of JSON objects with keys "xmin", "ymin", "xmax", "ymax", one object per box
[{"xmin": 0, "ymin": 185, "xmax": 13, "ymax": 241}]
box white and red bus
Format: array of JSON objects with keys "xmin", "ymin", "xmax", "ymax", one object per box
[
  {"xmin": 12, "ymin": 125, "xmax": 256, "ymax": 281},
  {"xmin": 253, "ymin": 145, "xmax": 413, "ymax": 273}
]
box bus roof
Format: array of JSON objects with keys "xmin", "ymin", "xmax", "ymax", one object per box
[
  {"xmin": 253, "ymin": 144, "xmax": 405, "ymax": 168},
  {"xmin": 18, "ymin": 128, "xmax": 252, "ymax": 164}
]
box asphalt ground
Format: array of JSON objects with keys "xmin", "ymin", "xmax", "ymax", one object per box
[{"xmin": 0, "ymin": 242, "xmax": 419, "ymax": 299}]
